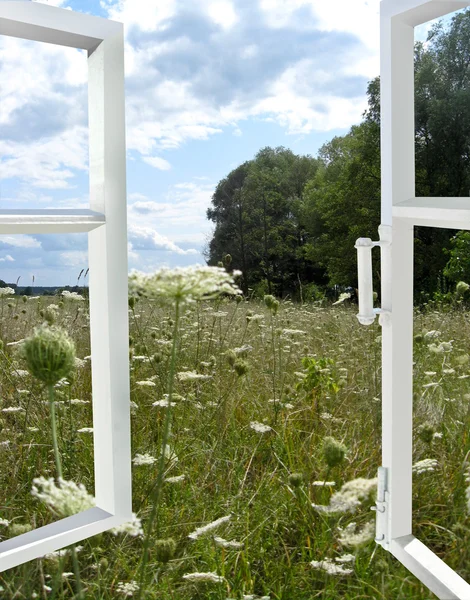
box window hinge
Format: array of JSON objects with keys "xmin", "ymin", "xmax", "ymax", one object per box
[{"xmin": 371, "ymin": 466, "xmax": 390, "ymax": 550}]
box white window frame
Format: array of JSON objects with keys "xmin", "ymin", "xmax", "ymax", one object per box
[
  {"xmin": 0, "ymin": 1, "xmax": 132, "ymax": 572},
  {"xmin": 357, "ymin": 1, "xmax": 470, "ymax": 598}
]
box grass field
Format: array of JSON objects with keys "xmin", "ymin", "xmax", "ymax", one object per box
[{"xmin": 0, "ymin": 286, "xmax": 469, "ymax": 599}]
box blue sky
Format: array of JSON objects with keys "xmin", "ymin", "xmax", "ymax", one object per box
[{"xmin": 0, "ymin": 0, "xmax": 452, "ymax": 286}]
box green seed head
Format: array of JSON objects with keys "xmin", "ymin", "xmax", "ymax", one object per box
[
  {"xmin": 456, "ymin": 281, "xmax": 470, "ymax": 297},
  {"xmin": 21, "ymin": 325, "xmax": 76, "ymax": 385},
  {"xmin": 288, "ymin": 473, "xmax": 304, "ymax": 488},
  {"xmin": 322, "ymin": 436, "xmax": 347, "ymax": 469},
  {"xmin": 155, "ymin": 538, "xmax": 177, "ymax": 563},
  {"xmin": 264, "ymin": 295, "xmax": 280, "ymax": 315},
  {"xmin": 226, "ymin": 350, "xmax": 237, "ymax": 367},
  {"xmin": 234, "ymin": 359, "xmax": 249, "ymax": 377}
]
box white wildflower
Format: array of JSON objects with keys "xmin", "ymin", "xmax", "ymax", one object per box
[
  {"xmin": 332, "ymin": 293, "xmax": 351, "ymax": 306},
  {"xmin": 0, "ymin": 518, "xmax": 10, "ymax": 526},
  {"xmin": 165, "ymin": 474, "xmax": 186, "ymax": 484},
  {"xmin": 177, "ymin": 371, "xmax": 212, "ymax": 382},
  {"xmin": 428, "ymin": 341, "xmax": 453, "ymax": 354},
  {"xmin": 32, "ymin": 477, "xmax": 94, "ymax": 517},
  {"xmin": 313, "ymin": 477, "xmax": 377, "ymax": 514},
  {"xmin": 213, "ymin": 536, "xmax": 244, "ymax": 549},
  {"xmin": 136, "ymin": 380, "xmax": 156, "ymax": 387},
  {"xmin": 61, "ymin": 291, "xmax": 84, "ymax": 301},
  {"xmin": 77, "ymin": 427, "xmax": 93, "ymax": 433},
  {"xmin": 12, "ymin": 369, "xmax": 29, "ymax": 378},
  {"xmin": 338, "ymin": 521, "xmax": 375, "ymax": 547},
  {"xmin": 310, "ymin": 558, "xmax": 353, "ymax": 575},
  {"xmin": 250, "ymin": 421, "xmax": 272, "ymax": 434},
  {"xmin": 43, "ymin": 546, "xmax": 83, "ymax": 560},
  {"xmin": 0, "ymin": 287, "xmax": 15, "ymax": 296},
  {"xmin": 413, "ymin": 458, "xmax": 438, "ymax": 474},
  {"xmin": 423, "ymin": 382, "xmax": 439, "ymax": 389},
  {"xmin": 111, "ymin": 513, "xmax": 143, "ymax": 537},
  {"xmin": 335, "ymin": 554, "xmax": 356, "ymax": 564},
  {"xmin": 6, "ymin": 339, "xmax": 25, "ymax": 346},
  {"xmin": 153, "ymin": 399, "xmax": 176, "ymax": 408},
  {"xmin": 116, "ymin": 581, "xmax": 140, "ymax": 597},
  {"xmin": 282, "ymin": 329, "xmax": 306, "ymax": 336},
  {"xmin": 233, "ymin": 344, "xmax": 253, "ymax": 355},
  {"xmin": 2, "ymin": 406, "xmax": 25, "ymax": 414},
  {"xmin": 129, "ymin": 265, "xmax": 242, "ymax": 305},
  {"xmin": 424, "ymin": 371, "xmax": 437, "ymax": 376},
  {"xmin": 188, "ymin": 515, "xmax": 231, "ymax": 540},
  {"xmin": 424, "ymin": 330, "xmax": 441, "ymax": 339},
  {"xmin": 70, "ymin": 399, "xmax": 90, "ymax": 405},
  {"xmin": 182, "ymin": 572, "xmax": 225, "ymax": 583},
  {"xmin": 312, "ymin": 481, "xmax": 336, "ymax": 487},
  {"xmin": 133, "ymin": 453, "xmax": 157, "ymax": 466}
]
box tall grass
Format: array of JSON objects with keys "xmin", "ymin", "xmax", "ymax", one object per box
[{"xmin": 0, "ymin": 292, "xmax": 468, "ymax": 599}]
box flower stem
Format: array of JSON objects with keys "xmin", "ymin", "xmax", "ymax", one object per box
[
  {"xmin": 47, "ymin": 384, "xmax": 62, "ymax": 480},
  {"xmin": 47, "ymin": 384, "xmax": 83, "ymax": 599},
  {"xmin": 137, "ymin": 299, "xmax": 180, "ymax": 598}
]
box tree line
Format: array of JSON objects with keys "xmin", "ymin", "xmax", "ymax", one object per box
[{"xmin": 206, "ymin": 10, "xmax": 470, "ymax": 301}]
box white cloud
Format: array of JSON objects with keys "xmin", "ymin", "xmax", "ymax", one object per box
[
  {"xmin": 207, "ymin": 1, "xmax": 239, "ymax": 30},
  {"xmin": 142, "ymin": 156, "xmax": 172, "ymax": 171},
  {"xmin": 60, "ymin": 251, "xmax": 88, "ymax": 267},
  {"xmin": 128, "ymin": 225, "xmax": 198, "ymax": 255},
  {"xmin": 0, "ymin": 255, "xmax": 14, "ymax": 263},
  {"xmin": 0, "ymin": 235, "xmax": 41, "ymax": 249}
]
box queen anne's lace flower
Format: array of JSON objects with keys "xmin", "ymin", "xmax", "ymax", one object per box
[
  {"xmin": 250, "ymin": 421, "xmax": 272, "ymax": 433},
  {"xmin": 61, "ymin": 291, "xmax": 84, "ymax": 301},
  {"xmin": 133, "ymin": 453, "xmax": 157, "ymax": 466},
  {"xmin": 0, "ymin": 287, "xmax": 15, "ymax": 296},
  {"xmin": 338, "ymin": 521, "xmax": 375, "ymax": 547},
  {"xmin": 129, "ymin": 265, "xmax": 242, "ymax": 305},
  {"xmin": 177, "ymin": 371, "xmax": 212, "ymax": 382},
  {"xmin": 32, "ymin": 477, "xmax": 94, "ymax": 517},
  {"xmin": 116, "ymin": 581, "xmax": 140, "ymax": 597},
  {"xmin": 182, "ymin": 572, "xmax": 225, "ymax": 583},
  {"xmin": 310, "ymin": 558, "xmax": 353, "ymax": 575},
  {"xmin": 313, "ymin": 477, "xmax": 377, "ymax": 514},
  {"xmin": 111, "ymin": 513, "xmax": 143, "ymax": 537},
  {"xmin": 412, "ymin": 458, "xmax": 438, "ymax": 474},
  {"xmin": 188, "ymin": 515, "xmax": 231, "ymax": 540}
]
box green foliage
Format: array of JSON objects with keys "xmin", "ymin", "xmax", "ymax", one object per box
[
  {"xmin": 322, "ymin": 436, "xmax": 347, "ymax": 469},
  {"xmin": 297, "ymin": 356, "xmax": 340, "ymax": 396}
]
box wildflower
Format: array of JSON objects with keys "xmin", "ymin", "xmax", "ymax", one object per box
[
  {"xmin": 310, "ymin": 558, "xmax": 353, "ymax": 575},
  {"xmin": 116, "ymin": 581, "xmax": 140, "ymax": 597},
  {"xmin": 21, "ymin": 326, "xmax": 76, "ymax": 385},
  {"xmin": 322, "ymin": 436, "xmax": 347, "ymax": 469},
  {"xmin": 111, "ymin": 513, "xmax": 143, "ymax": 537},
  {"xmin": 6, "ymin": 339, "xmax": 25, "ymax": 346},
  {"xmin": 332, "ymin": 293, "xmax": 351, "ymax": 306},
  {"xmin": 2, "ymin": 406, "xmax": 25, "ymax": 413},
  {"xmin": 233, "ymin": 344, "xmax": 253, "ymax": 355},
  {"xmin": 61, "ymin": 291, "xmax": 84, "ymax": 301},
  {"xmin": 213, "ymin": 536, "xmax": 244, "ymax": 549},
  {"xmin": 428, "ymin": 341, "xmax": 453, "ymax": 354},
  {"xmin": 282, "ymin": 329, "xmax": 306, "ymax": 336},
  {"xmin": 335, "ymin": 554, "xmax": 356, "ymax": 564},
  {"xmin": 152, "ymin": 399, "xmax": 176, "ymax": 408},
  {"xmin": 0, "ymin": 518, "xmax": 9, "ymax": 527},
  {"xmin": 250, "ymin": 421, "xmax": 272, "ymax": 434},
  {"xmin": 177, "ymin": 371, "xmax": 212, "ymax": 382},
  {"xmin": 424, "ymin": 330, "xmax": 441, "ymax": 339},
  {"xmin": 133, "ymin": 453, "xmax": 157, "ymax": 466},
  {"xmin": 0, "ymin": 287, "xmax": 15, "ymax": 296},
  {"xmin": 136, "ymin": 380, "xmax": 156, "ymax": 387},
  {"xmin": 182, "ymin": 572, "xmax": 225, "ymax": 583},
  {"xmin": 12, "ymin": 369, "xmax": 29, "ymax": 377},
  {"xmin": 413, "ymin": 458, "xmax": 438, "ymax": 474},
  {"xmin": 165, "ymin": 474, "xmax": 185, "ymax": 484},
  {"xmin": 234, "ymin": 359, "xmax": 249, "ymax": 377},
  {"xmin": 43, "ymin": 546, "xmax": 83, "ymax": 560},
  {"xmin": 313, "ymin": 477, "xmax": 377, "ymax": 514},
  {"xmin": 77, "ymin": 427, "xmax": 93, "ymax": 433},
  {"xmin": 155, "ymin": 538, "xmax": 177, "ymax": 562},
  {"xmin": 312, "ymin": 481, "xmax": 336, "ymax": 487},
  {"xmin": 188, "ymin": 515, "xmax": 231, "ymax": 540},
  {"xmin": 129, "ymin": 265, "xmax": 242, "ymax": 304},
  {"xmin": 31, "ymin": 477, "xmax": 94, "ymax": 517},
  {"xmin": 264, "ymin": 295, "xmax": 279, "ymax": 315},
  {"xmin": 338, "ymin": 521, "xmax": 375, "ymax": 547},
  {"xmin": 70, "ymin": 399, "xmax": 90, "ymax": 405}
]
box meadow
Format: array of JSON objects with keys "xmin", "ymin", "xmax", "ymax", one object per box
[{"xmin": 0, "ymin": 279, "xmax": 469, "ymax": 599}]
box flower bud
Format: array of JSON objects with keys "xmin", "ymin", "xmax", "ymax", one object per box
[{"xmin": 21, "ymin": 325, "xmax": 76, "ymax": 385}]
